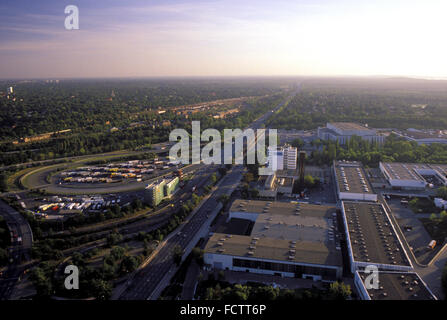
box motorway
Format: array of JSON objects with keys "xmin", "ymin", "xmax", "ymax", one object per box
[
  {"xmin": 0, "ymin": 199, "xmax": 33, "ymax": 300},
  {"xmin": 116, "ymin": 85, "xmax": 300, "ymax": 300},
  {"xmin": 117, "ymin": 166, "xmax": 243, "ymax": 299}
]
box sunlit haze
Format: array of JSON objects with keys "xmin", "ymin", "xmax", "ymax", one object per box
[{"xmin": 1, "ymin": 0, "xmax": 447, "ymax": 79}]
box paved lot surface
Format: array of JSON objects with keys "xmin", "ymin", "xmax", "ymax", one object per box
[
  {"xmin": 386, "ymin": 198, "xmax": 433, "ymax": 263},
  {"xmin": 383, "ymin": 196, "xmax": 446, "ymax": 299},
  {"xmin": 305, "ymin": 169, "xmax": 337, "ymax": 204}
]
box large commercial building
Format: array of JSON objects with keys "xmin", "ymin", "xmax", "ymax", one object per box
[
  {"xmin": 317, "ymin": 122, "xmax": 384, "ymax": 145},
  {"xmin": 379, "ymin": 162, "xmax": 447, "ymax": 189},
  {"xmin": 204, "ymin": 200, "xmax": 343, "ymax": 282},
  {"xmin": 355, "ymin": 271, "xmax": 437, "ymax": 300},
  {"xmin": 333, "ymin": 161, "xmax": 377, "ymax": 201},
  {"xmin": 341, "ymin": 201, "xmax": 412, "ymax": 273}
]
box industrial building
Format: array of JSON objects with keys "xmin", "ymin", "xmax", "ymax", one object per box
[
  {"xmin": 204, "ymin": 200, "xmax": 343, "ymax": 282},
  {"xmin": 379, "ymin": 162, "xmax": 447, "ymax": 189},
  {"xmin": 355, "ymin": 271, "xmax": 437, "ymax": 300},
  {"xmin": 341, "ymin": 201, "xmax": 412, "ymax": 273},
  {"xmin": 333, "ymin": 161, "xmax": 377, "ymax": 201},
  {"xmin": 317, "ymin": 122, "xmax": 384, "ymax": 145},
  {"xmin": 393, "ymin": 129, "xmax": 447, "ymax": 145}
]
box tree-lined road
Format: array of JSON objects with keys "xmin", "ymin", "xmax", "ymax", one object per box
[{"xmin": 0, "ymin": 200, "xmax": 33, "ymax": 300}]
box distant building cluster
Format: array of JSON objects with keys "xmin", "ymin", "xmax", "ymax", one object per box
[
  {"xmin": 212, "ymin": 108, "xmax": 239, "ymax": 119},
  {"xmin": 12, "ymin": 129, "xmax": 72, "ymax": 144},
  {"xmin": 318, "ymin": 122, "xmax": 384, "ymax": 144}
]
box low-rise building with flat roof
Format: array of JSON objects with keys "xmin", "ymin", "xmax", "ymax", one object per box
[
  {"xmin": 204, "ymin": 200, "xmax": 343, "ymax": 282},
  {"xmin": 355, "ymin": 271, "xmax": 437, "ymax": 300},
  {"xmin": 318, "ymin": 122, "xmax": 384, "ymax": 145},
  {"xmin": 341, "ymin": 201, "xmax": 412, "ymax": 273},
  {"xmin": 380, "ymin": 162, "xmax": 447, "ymax": 189},
  {"xmin": 333, "ymin": 161, "xmax": 377, "ymax": 201}
]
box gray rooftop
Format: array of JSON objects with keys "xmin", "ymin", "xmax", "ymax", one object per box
[
  {"xmin": 357, "ymin": 271, "xmax": 437, "ymax": 300},
  {"xmin": 343, "ymin": 201, "xmax": 411, "ymax": 268},
  {"xmin": 334, "ymin": 161, "xmax": 374, "ymax": 194}
]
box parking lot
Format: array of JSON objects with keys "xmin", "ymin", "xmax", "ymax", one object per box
[
  {"xmin": 301, "ymin": 171, "xmax": 337, "ymax": 204},
  {"xmin": 385, "ymin": 197, "xmax": 434, "ymax": 264}
]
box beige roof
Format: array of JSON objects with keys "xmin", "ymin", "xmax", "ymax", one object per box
[
  {"xmin": 206, "ymin": 200, "xmax": 342, "ymax": 267},
  {"xmin": 230, "ymin": 199, "xmax": 333, "ymax": 217},
  {"xmin": 205, "ymin": 233, "xmax": 342, "ymax": 267}
]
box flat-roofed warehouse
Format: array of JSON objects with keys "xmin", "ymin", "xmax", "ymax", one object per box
[
  {"xmin": 318, "ymin": 122, "xmax": 384, "ymax": 145},
  {"xmin": 333, "ymin": 161, "xmax": 377, "ymax": 201},
  {"xmin": 341, "ymin": 201, "xmax": 412, "ymax": 272},
  {"xmin": 355, "ymin": 271, "xmax": 437, "ymax": 300},
  {"xmin": 204, "ymin": 200, "xmax": 343, "ymax": 282},
  {"xmin": 380, "ymin": 162, "xmax": 447, "ymax": 189}
]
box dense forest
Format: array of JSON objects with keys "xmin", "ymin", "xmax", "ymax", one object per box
[
  {"xmin": 0, "ymin": 78, "xmax": 293, "ymax": 166},
  {"xmin": 267, "ymin": 78, "xmax": 447, "ymax": 130}
]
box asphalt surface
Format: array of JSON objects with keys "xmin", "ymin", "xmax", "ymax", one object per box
[{"xmin": 0, "ymin": 199, "xmax": 33, "ymax": 300}]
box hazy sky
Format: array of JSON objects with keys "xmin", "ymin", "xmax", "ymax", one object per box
[{"xmin": 1, "ymin": 0, "xmax": 447, "ymax": 79}]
